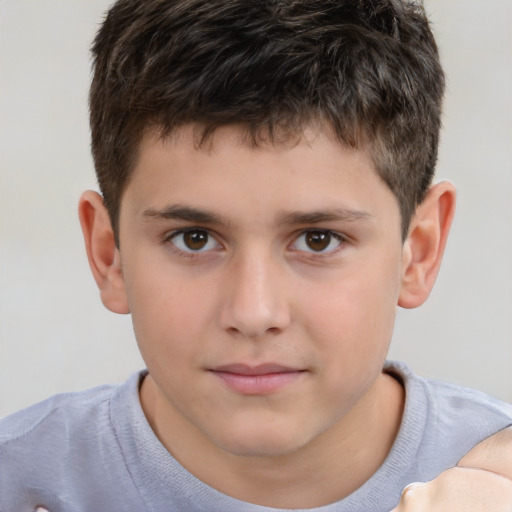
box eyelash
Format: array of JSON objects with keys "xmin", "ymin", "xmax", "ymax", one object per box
[
  {"xmin": 162, "ymin": 228, "xmax": 223, "ymax": 259},
  {"xmin": 289, "ymin": 230, "xmax": 346, "ymax": 257},
  {"xmin": 162, "ymin": 228, "xmax": 347, "ymax": 259}
]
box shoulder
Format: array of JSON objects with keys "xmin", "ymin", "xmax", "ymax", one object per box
[
  {"xmin": 386, "ymin": 361, "xmax": 512, "ymax": 474},
  {"xmin": 0, "ymin": 382, "xmax": 118, "ymax": 483},
  {"xmin": 0, "ymin": 383, "xmax": 116, "ymax": 446},
  {"xmin": 387, "ymin": 361, "xmax": 512, "ymax": 427},
  {"xmin": 0, "ymin": 376, "xmax": 144, "ymax": 510},
  {"xmin": 427, "ymin": 378, "xmax": 512, "ymax": 430}
]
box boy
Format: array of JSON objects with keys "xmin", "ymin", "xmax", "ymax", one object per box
[{"xmin": 1, "ymin": 0, "xmax": 511, "ymax": 511}]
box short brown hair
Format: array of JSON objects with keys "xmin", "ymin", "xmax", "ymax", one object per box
[{"xmin": 90, "ymin": 0, "xmax": 445, "ymax": 243}]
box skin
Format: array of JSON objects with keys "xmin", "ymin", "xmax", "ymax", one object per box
[
  {"xmin": 391, "ymin": 425, "xmax": 512, "ymax": 511},
  {"xmin": 392, "ymin": 468, "xmax": 512, "ymax": 512},
  {"xmin": 79, "ymin": 124, "xmax": 457, "ymax": 508}
]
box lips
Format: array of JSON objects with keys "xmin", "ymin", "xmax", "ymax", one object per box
[{"xmin": 209, "ymin": 363, "xmax": 305, "ymax": 394}]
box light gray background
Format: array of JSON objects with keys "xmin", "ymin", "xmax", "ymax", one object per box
[{"xmin": 1, "ymin": 0, "xmax": 511, "ymax": 417}]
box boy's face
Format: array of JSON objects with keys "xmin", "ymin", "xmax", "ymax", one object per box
[{"xmin": 117, "ymin": 124, "xmax": 407, "ymax": 457}]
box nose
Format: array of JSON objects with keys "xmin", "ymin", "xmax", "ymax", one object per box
[{"xmin": 219, "ymin": 249, "xmax": 291, "ymax": 339}]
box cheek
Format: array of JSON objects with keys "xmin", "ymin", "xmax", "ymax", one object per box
[
  {"xmin": 123, "ymin": 264, "xmax": 217, "ymax": 365},
  {"xmin": 300, "ymin": 255, "xmax": 400, "ymax": 382},
  {"xmin": 304, "ymin": 268, "xmax": 398, "ymax": 346}
]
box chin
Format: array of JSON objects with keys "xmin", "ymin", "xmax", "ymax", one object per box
[{"xmin": 212, "ymin": 422, "xmax": 315, "ymax": 458}]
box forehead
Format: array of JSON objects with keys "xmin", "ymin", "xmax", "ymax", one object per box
[{"xmin": 122, "ymin": 123, "xmax": 399, "ymax": 228}]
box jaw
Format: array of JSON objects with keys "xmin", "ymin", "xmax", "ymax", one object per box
[{"xmin": 139, "ymin": 366, "xmax": 405, "ymax": 508}]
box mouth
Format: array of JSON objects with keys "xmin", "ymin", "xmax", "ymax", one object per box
[{"xmin": 208, "ymin": 363, "xmax": 307, "ymax": 395}]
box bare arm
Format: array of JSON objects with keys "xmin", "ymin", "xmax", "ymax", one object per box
[
  {"xmin": 457, "ymin": 426, "xmax": 512, "ymax": 479},
  {"xmin": 391, "ymin": 427, "xmax": 512, "ymax": 511}
]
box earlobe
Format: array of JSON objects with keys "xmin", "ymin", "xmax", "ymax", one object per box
[
  {"xmin": 398, "ymin": 181, "xmax": 456, "ymax": 309},
  {"xmin": 78, "ymin": 190, "xmax": 130, "ymax": 314}
]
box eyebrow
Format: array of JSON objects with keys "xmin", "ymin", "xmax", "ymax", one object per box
[
  {"xmin": 143, "ymin": 205, "xmax": 372, "ymax": 226},
  {"xmin": 142, "ymin": 205, "xmax": 229, "ymax": 225},
  {"xmin": 277, "ymin": 208, "xmax": 373, "ymax": 225}
]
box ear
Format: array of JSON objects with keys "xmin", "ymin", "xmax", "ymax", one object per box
[
  {"xmin": 398, "ymin": 181, "xmax": 456, "ymax": 309},
  {"xmin": 78, "ymin": 190, "xmax": 130, "ymax": 314}
]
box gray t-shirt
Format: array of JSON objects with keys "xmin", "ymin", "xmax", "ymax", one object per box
[{"xmin": 1, "ymin": 361, "xmax": 511, "ymax": 512}]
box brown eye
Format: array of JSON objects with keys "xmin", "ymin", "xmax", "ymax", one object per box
[
  {"xmin": 291, "ymin": 230, "xmax": 343, "ymax": 254},
  {"xmin": 183, "ymin": 230, "xmax": 209, "ymax": 250},
  {"xmin": 305, "ymin": 231, "xmax": 332, "ymax": 252},
  {"xmin": 170, "ymin": 229, "xmax": 220, "ymax": 253}
]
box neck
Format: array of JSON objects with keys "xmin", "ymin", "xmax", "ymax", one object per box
[{"xmin": 140, "ymin": 371, "xmax": 404, "ymax": 508}]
